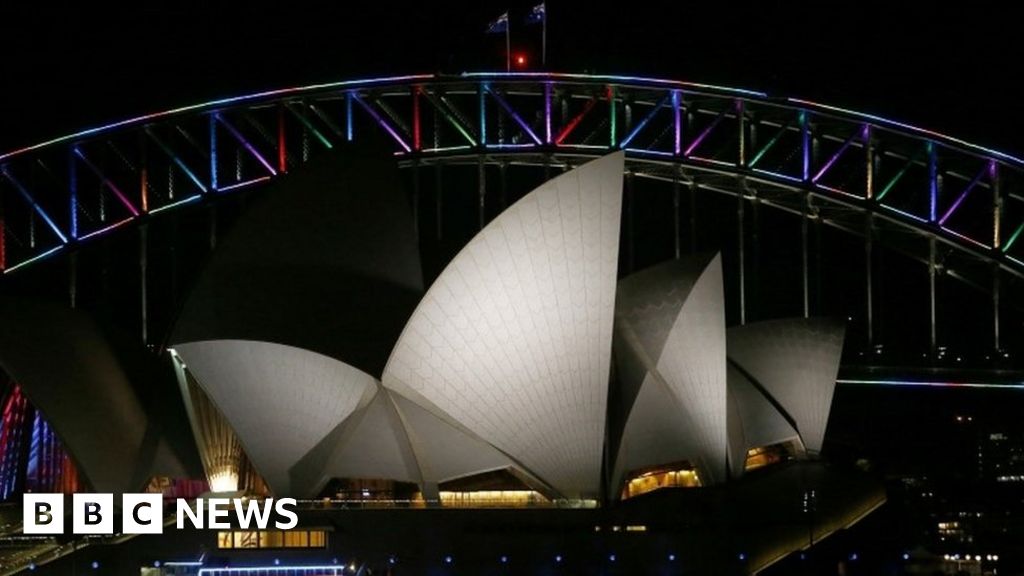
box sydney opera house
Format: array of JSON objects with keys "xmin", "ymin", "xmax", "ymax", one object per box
[
  {"xmin": 0, "ymin": 146, "xmax": 881, "ymax": 575},
  {"xmin": 166, "ymin": 150, "xmax": 845, "ymax": 502}
]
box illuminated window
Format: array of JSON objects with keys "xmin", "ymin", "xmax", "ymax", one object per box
[
  {"xmin": 437, "ymin": 469, "xmax": 551, "ymax": 508},
  {"xmin": 284, "ymin": 531, "xmax": 309, "ymax": 547},
  {"xmin": 745, "ymin": 440, "xmax": 802, "ymax": 472},
  {"xmin": 937, "ymin": 521, "xmax": 964, "ymax": 538},
  {"xmin": 621, "ymin": 463, "xmax": 701, "ymax": 500},
  {"xmin": 438, "ymin": 490, "xmax": 549, "ymax": 508},
  {"xmin": 217, "ymin": 530, "xmax": 327, "ymax": 549},
  {"xmin": 233, "ymin": 531, "xmax": 258, "ymax": 548},
  {"xmin": 259, "ymin": 531, "xmax": 285, "ymax": 548}
]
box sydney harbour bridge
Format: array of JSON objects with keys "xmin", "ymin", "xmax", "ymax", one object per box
[{"xmin": 1, "ymin": 72, "xmax": 1021, "ymax": 378}]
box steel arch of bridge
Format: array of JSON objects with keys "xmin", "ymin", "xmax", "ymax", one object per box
[{"xmin": 0, "ymin": 72, "xmax": 1021, "ymax": 350}]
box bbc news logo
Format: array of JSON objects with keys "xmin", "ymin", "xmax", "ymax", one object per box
[{"xmin": 23, "ymin": 494, "xmax": 298, "ymax": 535}]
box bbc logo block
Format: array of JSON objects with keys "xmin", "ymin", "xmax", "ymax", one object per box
[
  {"xmin": 22, "ymin": 494, "xmax": 296, "ymax": 534},
  {"xmin": 72, "ymin": 493, "xmax": 114, "ymax": 534},
  {"xmin": 23, "ymin": 493, "xmax": 164, "ymax": 535},
  {"xmin": 23, "ymin": 494, "xmax": 64, "ymax": 535},
  {"xmin": 123, "ymin": 493, "xmax": 164, "ymax": 534}
]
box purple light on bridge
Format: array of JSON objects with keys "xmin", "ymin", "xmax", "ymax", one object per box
[
  {"xmin": 484, "ymin": 85, "xmax": 542, "ymax": 146},
  {"xmin": 351, "ymin": 94, "xmax": 412, "ymax": 153},
  {"xmin": 683, "ymin": 111, "xmax": 725, "ymax": 157},
  {"xmin": 214, "ymin": 114, "xmax": 278, "ymax": 177}
]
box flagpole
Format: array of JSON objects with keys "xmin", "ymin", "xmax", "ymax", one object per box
[
  {"xmin": 542, "ymin": 3, "xmax": 547, "ymax": 67},
  {"xmin": 506, "ymin": 20, "xmax": 511, "ymax": 72}
]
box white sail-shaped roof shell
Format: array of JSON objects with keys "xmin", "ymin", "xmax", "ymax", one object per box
[
  {"xmin": 174, "ymin": 340, "xmax": 378, "ymax": 494},
  {"xmin": 726, "ymin": 363, "xmax": 801, "ymax": 475},
  {"xmin": 383, "ymin": 153, "xmax": 625, "ymax": 499},
  {"xmin": 612, "ymin": 254, "xmax": 728, "ymax": 490},
  {"xmin": 176, "ymin": 340, "xmax": 518, "ymax": 498},
  {"xmin": 726, "ymin": 318, "xmax": 845, "ymax": 454}
]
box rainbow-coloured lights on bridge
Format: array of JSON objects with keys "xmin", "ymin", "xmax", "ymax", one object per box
[{"xmin": 1, "ymin": 72, "xmax": 1023, "ymax": 275}]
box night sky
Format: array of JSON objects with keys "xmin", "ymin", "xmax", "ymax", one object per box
[{"xmin": 1, "ymin": 1, "xmax": 1020, "ymax": 157}]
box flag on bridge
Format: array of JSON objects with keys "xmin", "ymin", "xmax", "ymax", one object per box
[
  {"xmin": 485, "ymin": 11, "xmax": 512, "ymax": 71},
  {"xmin": 524, "ymin": 2, "xmax": 547, "ymax": 66},
  {"xmin": 486, "ymin": 11, "xmax": 509, "ymax": 34},
  {"xmin": 525, "ymin": 3, "xmax": 545, "ymax": 25}
]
